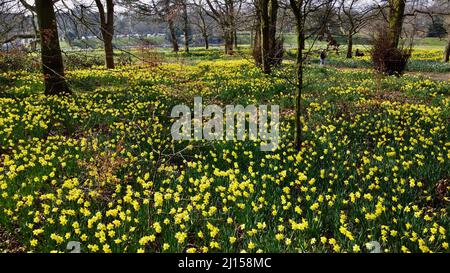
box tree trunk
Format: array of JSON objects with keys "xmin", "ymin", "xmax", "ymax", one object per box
[
  {"xmin": 203, "ymin": 33, "xmax": 209, "ymax": 49},
  {"xmin": 268, "ymin": 0, "xmax": 278, "ymax": 56},
  {"xmin": 253, "ymin": 26, "xmax": 260, "ymax": 51},
  {"xmin": 387, "ymin": 0, "xmax": 406, "ymax": 48},
  {"xmin": 261, "ymin": 0, "xmax": 271, "ymax": 73},
  {"xmin": 225, "ymin": 35, "xmax": 233, "ymax": 54},
  {"xmin": 199, "ymin": 11, "xmax": 208, "ymax": 50},
  {"xmin": 346, "ymin": 33, "xmax": 353, "ymax": 58},
  {"xmin": 95, "ymin": 0, "xmax": 115, "ymax": 69},
  {"xmin": 295, "ymin": 21, "xmax": 303, "ymax": 151},
  {"xmin": 223, "ymin": 26, "xmax": 234, "ymax": 54},
  {"xmin": 35, "ymin": 0, "xmax": 70, "ymax": 95},
  {"xmin": 229, "ymin": 1, "xmax": 236, "ymax": 53},
  {"xmin": 253, "ymin": 7, "xmax": 262, "ymax": 65},
  {"xmin": 444, "ymin": 37, "xmax": 450, "ymax": 62},
  {"xmin": 182, "ymin": 0, "xmax": 189, "ymax": 53},
  {"xmin": 300, "ymin": 32, "xmax": 305, "ymax": 50},
  {"xmin": 229, "ymin": 28, "xmax": 235, "ymax": 52},
  {"xmin": 103, "ymin": 32, "xmax": 114, "ymax": 68},
  {"xmin": 259, "ymin": 0, "xmax": 278, "ymax": 74},
  {"xmin": 168, "ymin": 19, "xmax": 179, "ymax": 52}
]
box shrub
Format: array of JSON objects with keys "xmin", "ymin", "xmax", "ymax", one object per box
[
  {"xmin": 117, "ymin": 52, "xmax": 134, "ymax": 66},
  {"xmin": 136, "ymin": 43, "xmax": 164, "ymax": 67},
  {"xmin": 63, "ymin": 53, "xmax": 104, "ymax": 69},
  {"xmin": 370, "ymin": 29, "xmax": 411, "ymax": 75},
  {"xmin": 0, "ymin": 48, "xmax": 39, "ymax": 72}
]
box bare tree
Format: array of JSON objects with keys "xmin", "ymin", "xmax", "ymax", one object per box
[
  {"xmin": 180, "ymin": 0, "xmax": 190, "ymax": 52},
  {"xmin": 0, "ymin": 0, "xmax": 35, "ymax": 46},
  {"xmin": 124, "ymin": 0, "xmax": 181, "ymax": 52},
  {"xmin": 254, "ymin": 0, "xmax": 281, "ymax": 73},
  {"xmin": 192, "ymin": 0, "xmax": 213, "ymax": 49},
  {"xmin": 289, "ymin": 0, "xmax": 335, "ymax": 149},
  {"xmin": 61, "ymin": 0, "xmax": 116, "ymax": 67},
  {"xmin": 204, "ymin": 0, "xmax": 244, "ymax": 54},
  {"xmin": 404, "ymin": 0, "xmax": 450, "ymax": 61},
  {"xmin": 376, "ymin": 0, "xmax": 450, "ymax": 59},
  {"xmin": 94, "ymin": 0, "xmax": 115, "ymax": 68},
  {"xmin": 153, "ymin": 0, "xmax": 180, "ymax": 52},
  {"xmin": 338, "ymin": 0, "xmax": 376, "ymax": 58}
]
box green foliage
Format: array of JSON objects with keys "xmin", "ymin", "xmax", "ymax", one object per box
[
  {"xmin": 0, "ymin": 46, "xmax": 449, "ymax": 254},
  {"xmin": 0, "ymin": 49, "xmax": 40, "ymax": 72}
]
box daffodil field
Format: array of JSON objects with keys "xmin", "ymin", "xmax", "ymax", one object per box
[{"xmin": 0, "ymin": 49, "xmax": 449, "ymax": 253}]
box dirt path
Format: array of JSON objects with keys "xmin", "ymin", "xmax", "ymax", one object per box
[
  {"xmin": 406, "ymin": 71, "xmax": 450, "ymax": 81},
  {"xmin": 332, "ymin": 66, "xmax": 450, "ymax": 81}
]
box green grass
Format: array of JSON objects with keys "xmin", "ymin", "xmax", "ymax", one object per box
[{"xmin": 0, "ymin": 46, "xmax": 449, "ymax": 253}]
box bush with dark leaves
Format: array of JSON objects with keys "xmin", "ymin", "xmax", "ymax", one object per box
[
  {"xmin": 63, "ymin": 53, "xmax": 105, "ymax": 69},
  {"xmin": 371, "ymin": 29, "xmax": 411, "ymax": 75},
  {"xmin": 0, "ymin": 48, "xmax": 39, "ymax": 72}
]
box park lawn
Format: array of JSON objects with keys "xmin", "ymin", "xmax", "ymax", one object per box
[{"xmin": 0, "ymin": 52, "xmax": 449, "ymax": 253}]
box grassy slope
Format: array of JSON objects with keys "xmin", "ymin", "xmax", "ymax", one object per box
[{"xmin": 0, "ymin": 48, "xmax": 449, "ymax": 253}]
